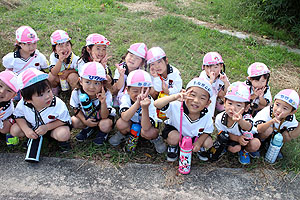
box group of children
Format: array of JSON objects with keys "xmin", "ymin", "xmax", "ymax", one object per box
[{"xmin": 1, "ymin": 25, "xmax": 300, "ymax": 165}]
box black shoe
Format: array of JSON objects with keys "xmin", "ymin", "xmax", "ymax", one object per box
[
  {"xmin": 93, "ymin": 131, "xmax": 108, "ymax": 146},
  {"xmin": 59, "ymin": 141, "xmax": 71, "ymax": 153},
  {"xmin": 167, "ymin": 145, "xmax": 178, "ymax": 162},
  {"xmin": 75, "ymin": 127, "xmax": 96, "ymax": 142}
]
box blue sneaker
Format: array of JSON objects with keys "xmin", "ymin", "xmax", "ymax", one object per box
[
  {"xmin": 93, "ymin": 131, "xmax": 108, "ymax": 146},
  {"xmin": 238, "ymin": 150, "xmax": 250, "ymax": 165},
  {"xmin": 250, "ymin": 151, "xmax": 260, "ymax": 158},
  {"xmin": 6, "ymin": 134, "xmax": 19, "ymax": 146},
  {"xmin": 75, "ymin": 127, "xmax": 95, "ymax": 142}
]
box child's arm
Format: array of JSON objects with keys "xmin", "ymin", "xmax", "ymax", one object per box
[
  {"xmin": 140, "ymin": 94, "xmax": 152, "ymax": 131},
  {"xmin": 257, "ymin": 117, "xmax": 279, "ymax": 134},
  {"xmin": 282, "ymin": 122, "xmax": 300, "ymax": 142},
  {"xmin": 121, "ymin": 100, "xmax": 140, "ymax": 122},
  {"xmin": 15, "ymin": 118, "xmax": 39, "ymax": 139},
  {"xmin": 219, "ymin": 73, "xmax": 230, "ymax": 96},
  {"xmin": 74, "ymin": 109, "xmax": 98, "ymax": 127},
  {"xmin": 34, "ymin": 120, "xmax": 65, "ymax": 136},
  {"xmin": 154, "ymin": 90, "xmax": 192, "ymax": 109},
  {"xmin": 228, "ymin": 133, "xmax": 249, "ymax": 146},
  {"xmin": 232, "ymin": 108, "xmax": 252, "ymax": 131},
  {"xmin": 97, "ymin": 87, "xmax": 109, "ymax": 119},
  {"xmin": 111, "ymin": 64, "xmax": 126, "ymax": 95}
]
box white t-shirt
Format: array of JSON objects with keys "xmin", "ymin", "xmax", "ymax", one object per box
[
  {"xmin": 199, "ymin": 71, "xmax": 229, "ymax": 117},
  {"xmin": 119, "ymin": 93, "xmax": 158, "ymax": 124},
  {"xmin": 14, "ymin": 97, "xmax": 71, "ymax": 129},
  {"xmin": 215, "ymin": 111, "xmax": 255, "ymax": 136},
  {"xmin": 49, "ymin": 52, "xmax": 79, "ymax": 71},
  {"xmin": 254, "ymin": 105, "xmax": 298, "ymax": 133},
  {"xmin": 70, "ymin": 89, "xmax": 115, "ymax": 119},
  {"xmin": 151, "ymin": 65, "xmax": 182, "ymax": 95},
  {"xmin": 161, "ymin": 101, "xmax": 214, "ymax": 138},
  {"xmin": 2, "ymin": 49, "xmax": 48, "ymax": 74},
  {"xmin": 113, "ymin": 62, "xmax": 131, "ymax": 106}
]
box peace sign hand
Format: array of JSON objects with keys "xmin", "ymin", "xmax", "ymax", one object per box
[
  {"xmin": 116, "ymin": 63, "xmax": 126, "ymax": 76},
  {"xmin": 176, "ymin": 89, "xmax": 194, "ymax": 102},
  {"xmin": 232, "ymin": 108, "xmax": 244, "ymax": 122},
  {"xmin": 100, "ymin": 55, "xmax": 111, "ymax": 67},
  {"xmin": 96, "ymin": 86, "xmax": 106, "ymax": 103},
  {"xmin": 272, "ymin": 113, "xmax": 282, "ymax": 124}
]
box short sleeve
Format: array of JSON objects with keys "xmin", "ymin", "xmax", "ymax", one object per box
[{"xmin": 70, "ymin": 89, "xmax": 80, "ymax": 109}]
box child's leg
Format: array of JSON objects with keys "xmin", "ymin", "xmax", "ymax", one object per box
[
  {"xmin": 201, "ymin": 135, "xmax": 213, "ymax": 149},
  {"xmin": 116, "ymin": 118, "xmax": 131, "ymax": 135},
  {"xmin": 10, "ymin": 123, "xmax": 26, "ymax": 138},
  {"xmin": 245, "ymin": 138, "xmax": 261, "ymax": 152},
  {"xmin": 228, "ymin": 144, "xmax": 241, "ymax": 153},
  {"xmin": 71, "ymin": 116, "xmax": 86, "ymax": 129},
  {"xmin": 51, "ymin": 126, "xmax": 71, "ymax": 142},
  {"xmin": 48, "ymin": 72, "xmax": 60, "ymax": 88},
  {"xmin": 67, "ymin": 72, "xmax": 79, "ymax": 89},
  {"xmin": 0, "ymin": 119, "xmax": 13, "ymax": 134},
  {"xmin": 98, "ymin": 118, "xmax": 113, "ymax": 133},
  {"xmin": 166, "ymin": 130, "xmax": 180, "ymax": 146},
  {"xmin": 141, "ymin": 126, "xmax": 159, "ymax": 140}
]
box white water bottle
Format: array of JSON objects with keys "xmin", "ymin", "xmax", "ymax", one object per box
[
  {"xmin": 265, "ymin": 133, "xmax": 283, "ymax": 164},
  {"xmin": 60, "ymin": 79, "xmax": 70, "ymax": 91}
]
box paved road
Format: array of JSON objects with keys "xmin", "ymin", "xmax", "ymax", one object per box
[{"xmin": 0, "ymin": 153, "xmax": 299, "ymax": 199}]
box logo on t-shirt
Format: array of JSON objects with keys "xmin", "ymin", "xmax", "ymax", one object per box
[{"xmin": 168, "ymin": 80, "xmax": 173, "ymax": 88}]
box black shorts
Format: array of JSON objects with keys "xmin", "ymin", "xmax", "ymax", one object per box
[{"xmin": 162, "ymin": 124, "xmax": 178, "ymax": 139}]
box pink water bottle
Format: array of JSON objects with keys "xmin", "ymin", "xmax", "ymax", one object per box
[{"xmin": 179, "ymin": 136, "xmax": 193, "ymax": 174}]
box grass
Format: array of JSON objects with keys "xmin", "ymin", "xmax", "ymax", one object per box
[{"xmin": 0, "ymin": 0, "xmax": 300, "ymax": 172}]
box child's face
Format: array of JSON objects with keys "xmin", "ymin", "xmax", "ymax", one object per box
[
  {"xmin": 273, "ymin": 99, "xmax": 295, "ymax": 120},
  {"xmin": 204, "ymin": 64, "xmax": 222, "ymax": 78},
  {"xmin": 224, "ymin": 99, "xmax": 247, "ymax": 118},
  {"xmin": 79, "ymin": 78, "xmax": 103, "ymax": 97},
  {"xmin": 149, "ymin": 58, "xmax": 167, "ymax": 76},
  {"xmin": 19, "ymin": 42, "xmax": 37, "ymax": 55},
  {"xmin": 0, "ymin": 80, "xmax": 16, "ymax": 102},
  {"xmin": 27, "ymin": 88, "xmax": 53, "ymax": 111},
  {"xmin": 125, "ymin": 52, "xmax": 143, "ymax": 72},
  {"xmin": 127, "ymin": 86, "xmax": 147, "ymax": 102},
  {"xmin": 185, "ymin": 87, "xmax": 211, "ymax": 114},
  {"xmin": 250, "ymin": 76, "xmax": 267, "ymax": 90},
  {"xmin": 88, "ymin": 44, "xmax": 107, "ymax": 61},
  {"xmin": 55, "ymin": 41, "xmax": 72, "ymax": 58}
]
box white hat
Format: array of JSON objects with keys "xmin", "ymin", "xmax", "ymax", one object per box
[
  {"xmin": 274, "ymin": 89, "xmax": 299, "ymax": 109},
  {"xmin": 225, "ymin": 82, "xmax": 251, "ymax": 102},
  {"xmin": 186, "ymin": 77, "xmax": 213, "ymax": 97},
  {"xmin": 127, "ymin": 70, "xmax": 152, "ymax": 87},
  {"xmin": 17, "ymin": 68, "xmax": 49, "ymax": 90},
  {"xmin": 78, "ymin": 62, "xmax": 107, "ymax": 81}
]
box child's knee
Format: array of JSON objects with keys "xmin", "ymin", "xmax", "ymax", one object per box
[
  {"xmin": 116, "ymin": 118, "xmax": 130, "ymax": 133},
  {"xmin": 71, "ymin": 116, "xmax": 84, "ymax": 128},
  {"xmin": 141, "ymin": 127, "xmax": 158, "ymax": 140},
  {"xmin": 166, "ymin": 130, "xmax": 180, "ymax": 145},
  {"xmin": 202, "ymin": 136, "xmax": 213, "ymax": 149},
  {"xmin": 67, "ymin": 73, "xmax": 79, "ymax": 88},
  {"xmin": 247, "ymin": 138, "xmax": 261, "ymax": 152},
  {"xmin": 228, "ymin": 145, "xmax": 241, "ymax": 153},
  {"xmin": 52, "ymin": 126, "xmax": 71, "ymax": 142},
  {"xmin": 10, "ymin": 123, "xmax": 24, "ymax": 137},
  {"xmin": 99, "ymin": 119, "xmax": 113, "ymax": 133}
]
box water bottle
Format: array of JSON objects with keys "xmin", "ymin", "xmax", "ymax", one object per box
[
  {"xmin": 126, "ymin": 123, "xmax": 141, "ymax": 152},
  {"xmin": 265, "ymin": 133, "xmax": 283, "ymax": 164},
  {"xmin": 207, "ymin": 131, "xmax": 229, "ymax": 162},
  {"xmin": 79, "ymin": 93, "xmax": 96, "ymax": 119},
  {"xmin": 179, "ymin": 136, "xmax": 193, "ymax": 174},
  {"xmin": 243, "ymin": 132, "xmax": 253, "ymax": 141},
  {"xmin": 156, "ymin": 92, "xmax": 168, "ymax": 119}
]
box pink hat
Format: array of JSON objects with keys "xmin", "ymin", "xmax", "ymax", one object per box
[
  {"xmin": 127, "ymin": 69, "xmax": 152, "ymax": 87},
  {"xmin": 186, "ymin": 77, "xmax": 213, "ymax": 97},
  {"xmin": 0, "ymin": 71, "xmax": 19, "ymax": 93},
  {"xmin": 128, "ymin": 43, "xmax": 147, "ymax": 59},
  {"xmin": 202, "ymin": 52, "xmax": 224, "ymax": 69},
  {"xmin": 225, "ymin": 81, "xmax": 251, "ymax": 102},
  {"xmin": 15, "ymin": 26, "xmax": 39, "ymax": 44},
  {"xmin": 78, "ymin": 62, "xmax": 107, "ymax": 81},
  {"xmin": 146, "ymin": 47, "xmax": 166, "ymax": 65},
  {"xmin": 247, "ymin": 62, "xmax": 270, "ymax": 77},
  {"xmin": 50, "ymin": 30, "xmax": 71, "ymax": 45},
  {"xmin": 274, "ymin": 89, "xmax": 299, "ymax": 109},
  {"xmin": 86, "ymin": 33, "xmax": 110, "ymax": 46},
  {"xmin": 17, "ymin": 68, "xmax": 49, "ymax": 90}
]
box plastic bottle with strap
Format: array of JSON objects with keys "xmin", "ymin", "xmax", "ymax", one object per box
[{"xmin": 156, "ymin": 74, "xmax": 168, "ymax": 119}]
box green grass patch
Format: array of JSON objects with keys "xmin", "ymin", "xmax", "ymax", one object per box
[{"xmin": 0, "ymin": 0, "xmax": 300, "ymax": 172}]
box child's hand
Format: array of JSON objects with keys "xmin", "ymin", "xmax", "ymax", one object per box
[
  {"xmin": 254, "ymin": 87, "xmax": 265, "ymax": 98},
  {"xmin": 209, "ymin": 71, "xmax": 216, "ymax": 83},
  {"xmin": 238, "ymin": 135, "xmax": 249, "ymax": 146},
  {"xmin": 175, "ymin": 89, "xmax": 193, "ymax": 102},
  {"xmin": 192, "ymin": 142, "xmax": 201, "ymax": 152},
  {"xmin": 100, "ymin": 55, "xmax": 111, "ymax": 67},
  {"xmin": 96, "ymin": 86, "xmax": 106, "ymax": 103},
  {"xmin": 232, "ymin": 108, "xmax": 244, "ymax": 122},
  {"xmin": 272, "ymin": 113, "xmax": 282, "ymax": 124},
  {"xmin": 35, "ymin": 125, "xmax": 49, "ymax": 136},
  {"xmin": 116, "ymin": 64, "xmax": 126, "ymax": 77},
  {"xmin": 162, "ymin": 81, "xmax": 169, "ymax": 94},
  {"xmin": 85, "ymin": 118, "xmax": 98, "ymax": 127},
  {"xmin": 25, "ymin": 129, "xmax": 39, "ymax": 139},
  {"xmin": 219, "ymin": 73, "xmax": 228, "ymax": 83},
  {"xmin": 57, "ymin": 49, "xmax": 69, "ymax": 62},
  {"xmin": 149, "ymin": 66, "xmax": 158, "ymax": 77},
  {"xmin": 140, "ymin": 97, "xmax": 151, "ymax": 108}
]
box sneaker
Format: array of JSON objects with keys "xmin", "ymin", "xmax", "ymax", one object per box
[
  {"xmin": 109, "ymin": 131, "xmax": 126, "ymax": 146},
  {"xmin": 250, "ymin": 151, "xmax": 260, "ymax": 158},
  {"xmin": 167, "ymin": 145, "xmax": 179, "ymax": 162},
  {"xmin": 6, "ymin": 134, "xmax": 19, "ymax": 146},
  {"xmin": 59, "ymin": 141, "xmax": 71, "ymax": 153},
  {"xmin": 151, "ymin": 136, "xmax": 167, "ymax": 154},
  {"xmin": 197, "ymin": 148, "xmax": 209, "ymax": 161},
  {"xmin": 93, "ymin": 131, "xmax": 108, "ymax": 146},
  {"xmin": 238, "ymin": 150, "xmax": 250, "ymax": 165},
  {"xmin": 75, "ymin": 127, "xmax": 95, "ymax": 142}
]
